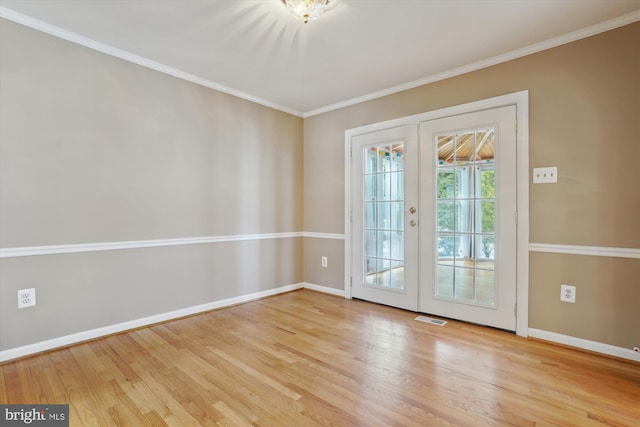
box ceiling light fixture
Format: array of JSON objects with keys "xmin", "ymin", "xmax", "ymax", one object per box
[{"xmin": 282, "ymin": 0, "xmax": 331, "ymax": 24}]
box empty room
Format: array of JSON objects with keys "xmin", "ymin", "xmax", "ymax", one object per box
[{"xmin": 1, "ymin": 1, "xmax": 639, "ymax": 425}]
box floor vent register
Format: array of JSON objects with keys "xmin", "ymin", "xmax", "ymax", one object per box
[{"xmin": 415, "ymin": 316, "xmax": 447, "ymax": 326}]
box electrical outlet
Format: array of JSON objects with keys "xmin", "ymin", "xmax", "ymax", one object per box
[
  {"xmin": 560, "ymin": 284, "xmax": 576, "ymax": 303},
  {"xmin": 321, "ymin": 256, "xmax": 328, "ymax": 267},
  {"xmin": 18, "ymin": 288, "xmax": 36, "ymax": 308},
  {"xmin": 533, "ymin": 166, "xmax": 558, "ymax": 184}
]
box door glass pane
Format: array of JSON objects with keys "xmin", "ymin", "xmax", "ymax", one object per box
[
  {"xmin": 437, "ymin": 171, "xmax": 456, "ymax": 199},
  {"xmin": 478, "ymin": 201, "xmax": 495, "ymax": 233},
  {"xmin": 437, "ymin": 235, "xmax": 454, "ymax": 258},
  {"xmin": 364, "ymin": 230, "xmax": 376, "ymax": 257},
  {"xmin": 475, "ymin": 264, "xmax": 495, "ymax": 305},
  {"xmin": 364, "ymin": 175, "xmax": 377, "ymax": 201},
  {"xmin": 435, "ymin": 128, "xmax": 496, "ymax": 306},
  {"xmin": 455, "ymin": 234, "xmax": 471, "ymax": 260},
  {"xmin": 363, "ymin": 144, "xmax": 405, "ymax": 290},
  {"xmin": 364, "ymin": 203, "xmax": 376, "ymax": 229},
  {"xmin": 391, "ymin": 145, "xmax": 404, "ymax": 171},
  {"xmin": 437, "ymin": 201, "xmax": 455, "ymax": 232},
  {"xmin": 436, "ymin": 265, "xmax": 454, "ymax": 297},
  {"xmin": 390, "ymin": 172, "xmax": 403, "ymax": 201},
  {"xmin": 376, "ymin": 202, "xmax": 390, "ymax": 229},
  {"xmin": 377, "ymin": 259, "xmax": 391, "ymax": 287},
  {"xmin": 365, "ymin": 258, "xmax": 377, "ymax": 284},
  {"xmin": 390, "ymin": 202, "xmax": 404, "ymax": 230},
  {"xmin": 390, "ymin": 230, "xmax": 404, "ymax": 261},
  {"xmin": 457, "ymin": 200, "xmax": 472, "ymax": 233},
  {"xmin": 479, "ymin": 169, "xmax": 495, "ymax": 198},
  {"xmin": 454, "ymin": 267, "xmax": 474, "ymax": 299},
  {"xmin": 376, "ymin": 230, "xmax": 387, "ymax": 258},
  {"xmin": 377, "ymin": 174, "xmax": 389, "ymax": 201},
  {"xmin": 477, "ymin": 235, "xmax": 495, "ymax": 260}
]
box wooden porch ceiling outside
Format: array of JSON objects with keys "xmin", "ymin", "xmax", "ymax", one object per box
[{"xmin": 438, "ymin": 129, "xmax": 495, "ymax": 163}]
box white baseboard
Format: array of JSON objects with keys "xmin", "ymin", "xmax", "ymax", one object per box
[
  {"xmin": 0, "ymin": 283, "xmax": 304, "ymax": 363},
  {"xmin": 4, "ymin": 289, "xmax": 635, "ymax": 364},
  {"xmin": 528, "ymin": 328, "xmax": 640, "ymax": 363},
  {"xmin": 303, "ymin": 282, "xmax": 346, "ymax": 297}
]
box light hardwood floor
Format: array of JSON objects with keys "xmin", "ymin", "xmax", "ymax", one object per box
[{"xmin": 1, "ymin": 290, "xmax": 639, "ymax": 426}]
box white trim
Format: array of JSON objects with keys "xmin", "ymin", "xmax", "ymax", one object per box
[
  {"xmin": 515, "ymin": 93, "xmax": 530, "ymax": 338},
  {"xmin": 304, "ymin": 11, "xmax": 640, "ymax": 117},
  {"xmin": 0, "ymin": 232, "xmax": 303, "ymax": 258},
  {"xmin": 344, "ymin": 91, "xmax": 530, "ymax": 337},
  {"xmin": 302, "ymin": 232, "xmax": 345, "ymax": 240},
  {"xmin": 303, "ymin": 282, "xmax": 346, "ymax": 297},
  {"xmin": 345, "ymin": 92, "xmax": 530, "ymax": 137},
  {"xmin": 0, "ymin": 6, "xmax": 303, "ymax": 117},
  {"xmin": 0, "ymin": 283, "xmax": 304, "ymax": 362},
  {"xmin": 528, "ymin": 328, "xmax": 640, "ymax": 363},
  {"xmin": 344, "ymin": 127, "xmax": 353, "ymax": 300},
  {"xmin": 529, "ymin": 243, "xmax": 640, "ymax": 259}
]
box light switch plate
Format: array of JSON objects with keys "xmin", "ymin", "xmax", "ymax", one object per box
[{"xmin": 533, "ymin": 167, "xmax": 558, "ymax": 184}]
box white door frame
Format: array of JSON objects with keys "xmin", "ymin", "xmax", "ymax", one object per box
[{"xmin": 344, "ymin": 90, "xmax": 529, "ymax": 337}]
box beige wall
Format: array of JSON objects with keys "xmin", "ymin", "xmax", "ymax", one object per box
[
  {"xmin": 1, "ymin": 17, "xmax": 638, "ymax": 354},
  {"xmin": 303, "ymin": 237, "xmax": 344, "ymax": 289},
  {"xmin": 303, "ymin": 23, "xmax": 639, "ymax": 349},
  {"xmin": 0, "ymin": 19, "xmax": 303, "ymax": 350}
]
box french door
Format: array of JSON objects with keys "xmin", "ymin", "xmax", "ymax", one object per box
[
  {"xmin": 419, "ymin": 106, "xmax": 517, "ymax": 330},
  {"xmin": 350, "ymin": 106, "xmax": 517, "ymax": 331},
  {"xmin": 351, "ymin": 125, "xmax": 419, "ymax": 311}
]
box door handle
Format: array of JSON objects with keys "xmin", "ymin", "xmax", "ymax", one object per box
[
  {"xmin": 409, "ymin": 207, "xmax": 417, "ymax": 214},
  {"xmin": 410, "ymin": 220, "xmax": 417, "ymax": 227}
]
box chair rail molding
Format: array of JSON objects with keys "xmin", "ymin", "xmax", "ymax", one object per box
[
  {"xmin": 529, "ymin": 243, "xmax": 640, "ymax": 259},
  {"xmin": 0, "ymin": 232, "xmax": 304, "ymax": 258}
]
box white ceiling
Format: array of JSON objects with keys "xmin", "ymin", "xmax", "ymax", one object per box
[{"xmin": 1, "ymin": 0, "xmax": 639, "ymax": 116}]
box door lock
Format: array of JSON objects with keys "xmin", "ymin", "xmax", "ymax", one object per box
[
  {"xmin": 409, "ymin": 206, "xmax": 417, "ymax": 214},
  {"xmin": 410, "ymin": 220, "xmax": 417, "ymax": 227}
]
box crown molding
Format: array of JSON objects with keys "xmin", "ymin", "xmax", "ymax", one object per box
[{"xmin": 303, "ymin": 10, "xmax": 640, "ymax": 117}]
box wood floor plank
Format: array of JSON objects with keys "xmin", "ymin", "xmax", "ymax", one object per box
[{"xmin": 1, "ymin": 289, "xmax": 639, "ymax": 426}]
